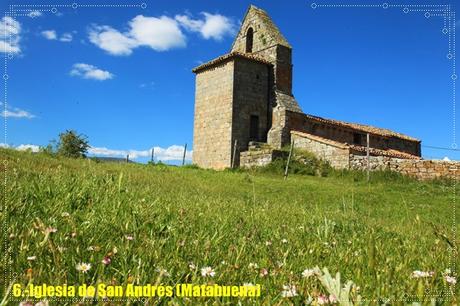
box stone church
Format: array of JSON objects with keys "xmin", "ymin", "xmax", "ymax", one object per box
[{"xmin": 192, "ymin": 5, "xmax": 422, "ymax": 170}]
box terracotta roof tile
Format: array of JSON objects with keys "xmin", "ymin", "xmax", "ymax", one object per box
[
  {"xmin": 192, "ymin": 52, "xmax": 272, "ymax": 73},
  {"xmin": 302, "ymin": 113, "xmax": 420, "ymax": 142},
  {"xmin": 350, "ymin": 145, "xmax": 421, "ymax": 160},
  {"xmin": 291, "ymin": 130, "xmax": 420, "ymax": 160},
  {"xmin": 291, "ymin": 130, "xmax": 349, "ymax": 149}
]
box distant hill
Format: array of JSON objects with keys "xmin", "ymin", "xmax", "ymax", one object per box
[{"xmin": 90, "ymin": 156, "xmax": 136, "ymax": 163}]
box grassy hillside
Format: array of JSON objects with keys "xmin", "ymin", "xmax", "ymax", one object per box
[{"xmin": 1, "ymin": 148, "xmax": 458, "ymax": 304}]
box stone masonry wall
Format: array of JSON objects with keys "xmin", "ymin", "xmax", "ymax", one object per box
[
  {"xmin": 193, "ymin": 61, "xmax": 234, "ymax": 169},
  {"xmin": 240, "ymin": 149, "xmax": 287, "ymax": 168},
  {"xmin": 232, "ymin": 57, "xmax": 270, "ymax": 157},
  {"xmin": 291, "ymin": 132, "xmax": 350, "ymax": 169},
  {"xmin": 350, "ymin": 155, "xmax": 460, "ymax": 180},
  {"xmin": 285, "ymin": 110, "xmax": 421, "ymax": 156}
]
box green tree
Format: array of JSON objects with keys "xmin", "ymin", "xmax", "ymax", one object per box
[{"xmin": 57, "ymin": 130, "xmax": 89, "ymax": 158}]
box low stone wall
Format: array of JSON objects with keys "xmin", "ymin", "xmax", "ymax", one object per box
[
  {"xmin": 291, "ymin": 131, "xmax": 350, "ymax": 169},
  {"xmin": 240, "ymin": 149, "xmax": 287, "ymax": 168},
  {"xmin": 349, "ymin": 155, "xmax": 394, "ymax": 171},
  {"xmin": 350, "ymin": 155, "xmax": 460, "ymax": 180}
]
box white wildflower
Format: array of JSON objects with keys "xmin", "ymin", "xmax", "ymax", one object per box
[
  {"xmin": 27, "ymin": 256, "xmax": 36, "ymax": 261},
  {"xmin": 445, "ymin": 275, "xmax": 457, "ymax": 284},
  {"xmin": 281, "ymin": 284, "xmax": 298, "ymax": 298},
  {"xmin": 201, "ymin": 266, "xmax": 215, "ymax": 277},
  {"xmin": 76, "ymin": 262, "xmax": 91, "ymax": 273},
  {"xmin": 248, "ymin": 262, "xmax": 258, "ymax": 269},
  {"xmin": 301, "ymin": 268, "xmax": 316, "ymax": 278},
  {"xmin": 156, "ymin": 268, "xmax": 170, "ymax": 277},
  {"xmin": 411, "ymin": 270, "xmax": 434, "ymax": 278}
]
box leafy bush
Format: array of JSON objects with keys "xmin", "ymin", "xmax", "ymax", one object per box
[{"xmin": 56, "ymin": 130, "xmax": 89, "ymax": 158}]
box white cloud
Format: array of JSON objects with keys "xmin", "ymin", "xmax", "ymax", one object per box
[
  {"xmin": 60, "ymin": 32, "xmax": 73, "ymax": 42},
  {"xmin": 0, "ymin": 102, "xmax": 35, "ymax": 119},
  {"xmin": 175, "ymin": 12, "xmax": 236, "ymax": 41},
  {"xmin": 88, "ymin": 145, "xmax": 192, "ymax": 161},
  {"xmin": 89, "ymin": 15, "xmax": 186, "ymax": 56},
  {"xmin": 41, "ymin": 30, "xmax": 57, "ymax": 40},
  {"xmin": 89, "ymin": 25, "xmax": 137, "ymax": 55},
  {"xmin": 16, "ymin": 144, "xmax": 40, "ymax": 152},
  {"xmin": 0, "ymin": 16, "xmax": 21, "ymax": 53},
  {"xmin": 88, "ymin": 12, "xmax": 236, "ymax": 55},
  {"xmin": 129, "ymin": 15, "xmax": 186, "ymax": 51},
  {"xmin": 0, "ymin": 143, "xmax": 40, "ymax": 152},
  {"xmin": 70, "ymin": 63, "xmax": 114, "ymax": 81},
  {"xmin": 42, "ymin": 30, "xmax": 73, "ymax": 42},
  {"xmin": 28, "ymin": 11, "xmax": 43, "ymax": 18}
]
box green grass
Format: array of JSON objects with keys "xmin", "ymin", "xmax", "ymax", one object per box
[{"xmin": 1, "ymin": 148, "xmax": 458, "ymax": 305}]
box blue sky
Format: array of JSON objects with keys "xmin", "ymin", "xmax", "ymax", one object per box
[{"xmin": 1, "ymin": 0, "xmax": 458, "ymax": 162}]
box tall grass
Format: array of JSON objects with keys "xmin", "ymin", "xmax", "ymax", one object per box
[{"xmin": 1, "ymin": 148, "xmax": 458, "ymax": 304}]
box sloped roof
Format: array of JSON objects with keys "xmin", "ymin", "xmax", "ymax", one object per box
[
  {"xmin": 291, "ymin": 130, "xmax": 421, "ymax": 160},
  {"xmin": 192, "ymin": 52, "xmax": 272, "ymax": 73},
  {"xmin": 230, "ymin": 5, "xmax": 291, "ymax": 51},
  {"xmin": 301, "ymin": 113, "xmax": 420, "ymax": 142},
  {"xmin": 291, "ymin": 130, "xmax": 349, "ymax": 149},
  {"xmin": 349, "ymin": 145, "xmax": 421, "ymax": 160}
]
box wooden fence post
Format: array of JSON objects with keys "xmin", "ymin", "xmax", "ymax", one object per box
[
  {"xmin": 366, "ymin": 133, "xmax": 370, "ymax": 182},
  {"xmin": 126, "ymin": 154, "xmax": 129, "ymax": 163},
  {"xmin": 284, "ymin": 139, "xmax": 295, "ymax": 180},
  {"xmin": 182, "ymin": 143, "xmax": 187, "ymax": 166},
  {"xmin": 151, "ymin": 148, "xmax": 154, "ymax": 163},
  {"xmin": 231, "ymin": 140, "xmax": 238, "ymax": 169}
]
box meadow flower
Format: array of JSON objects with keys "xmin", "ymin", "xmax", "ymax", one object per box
[
  {"xmin": 265, "ymin": 240, "xmax": 272, "ymax": 246},
  {"xmin": 411, "ymin": 270, "xmax": 434, "ymax": 278},
  {"xmin": 259, "ymin": 268, "xmax": 268, "ymax": 277},
  {"xmin": 317, "ymin": 294, "xmax": 328, "ymax": 304},
  {"xmin": 45, "ymin": 227, "xmax": 57, "ymax": 234},
  {"xmin": 248, "ymin": 262, "xmax": 258, "ymax": 269},
  {"xmin": 19, "ymin": 302, "xmax": 34, "ymax": 306},
  {"xmin": 201, "ymin": 266, "xmax": 215, "ymax": 277},
  {"xmin": 87, "ymin": 246, "xmax": 94, "ymax": 251},
  {"xmin": 125, "ymin": 235, "xmax": 134, "ymax": 241},
  {"xmin": 221, "ymin": 260, "xmax": 227, "ymax": 265},
  {"xmin": 281, "ymin": 238, "xmax": 288, "ymax": 244},
  {"xmin": 76, "ymin": 262, "xmax": 91, "ymax": 273},
  {"xmin": 329, "ymin": 294, "xmax": 338, "ymax": 304},
  {"xmin": 71, "ymin": 232, "xmax": 77, "ymax": 238},
  {"xmin": 301, "ymin": 268, "xmax": 316, "ymax": 278},
  {"xmin": 27, "ymin": 256, "xmax": 36, "ymax": 261},
  {"xmin": 102, "ymin": 257, "xmax": 111, "ymax": 265},
  {"xmin": 61, "ymin": 212, "xmax": 70, "ymax": 217},
  {"xmin": 445, "ymin": 275, "xmax": 457, "ymax": 284},
  {"xmin": 281, "ymin": 284, "xmax": 298, "ymax": 297},
  {"xmin": 189, "ymin": 263, "xmax": 196, "ymax": 270},
  {"xmin": 156, "ymin": 268, "xmax": 170, "ymax": 277},
  {"xmin": 243, "ymin": 282, "xmax": 255, "ymax": 287}
]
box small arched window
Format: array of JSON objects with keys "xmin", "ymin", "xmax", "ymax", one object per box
[{"xmin": 245, "ymin": 27, "xmax": 253, "ymax": 53}]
